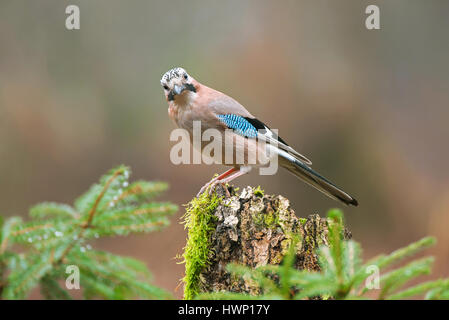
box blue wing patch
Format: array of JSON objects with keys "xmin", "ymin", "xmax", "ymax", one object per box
[{"xmin": 217, "ymin": 114, "xmax": 258, "ymax": 139}]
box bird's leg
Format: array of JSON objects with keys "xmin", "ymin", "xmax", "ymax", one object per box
[
  {"xmin": 220, "ymin": 170, "xmax": 248, "ymax": 184},
  {"xmin": 207, "ymin": 169, "xmax": 248, "ymax": 196},
  {"xmin": 197, "ymin": 168, "xmax": 237, "ymax": 197}
]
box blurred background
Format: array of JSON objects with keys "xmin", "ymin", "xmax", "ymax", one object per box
[{"xmin": 1, "ymin": 0, "xmax": 449, "ymax": 298}]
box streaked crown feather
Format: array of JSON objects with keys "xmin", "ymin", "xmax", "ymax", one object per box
[{"xmin": 161, "ymin": 67, "xmax": 187, "ymax": 85}]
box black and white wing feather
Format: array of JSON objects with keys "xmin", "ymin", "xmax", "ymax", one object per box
[{"xmin": 215, "ymin": 114, "xmax": 358, "ymax": 206}]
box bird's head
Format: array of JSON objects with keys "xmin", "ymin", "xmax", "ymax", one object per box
[{"xmin": 160, "ymin": 67, "xmax": 197, "ymax": 103}]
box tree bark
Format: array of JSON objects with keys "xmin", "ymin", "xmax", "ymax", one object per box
[{"xmin": 198, "ymin": 185, "xmax": 351, "ymax": 295}]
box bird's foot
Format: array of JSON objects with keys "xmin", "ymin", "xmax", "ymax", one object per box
[
  {"xmin": 197, "ymin": 177, "xmax": 218, "ymax": 197},
  {"xmin": 207, "ymin": 180, "xmax": 231, "ymax": 197},
  {"xmin": 197, "ymin": 178, "xmax": 231, "ymax": 198}
]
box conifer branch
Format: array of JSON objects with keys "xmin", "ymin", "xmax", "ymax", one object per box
[
  {"xmin": 0, "ymin": 165, "xmax": 177, "ymax": 299},
  {"xmin": 85, "ymin": 168, "xmax": 124, "ymax": 228}
]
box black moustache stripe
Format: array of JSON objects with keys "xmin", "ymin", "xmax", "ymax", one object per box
[{"xmin": 185, "ymin": 83, "xmax": 197, "ymax": 93}]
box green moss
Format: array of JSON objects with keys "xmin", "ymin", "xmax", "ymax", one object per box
[
  {"xmin": 253, "ymin": 210, "xmax": 280, "ymax": 230},
  {"xmin": 253, "ymin": 213, "xmax": 263, "ymax": 227},
  {"xmin": 253, "ymin": 186, "xmax": 264, "ymax": 197},
  {"xmin": 264, "ymin": 211, "xmax": 276, "ymax": 226},
  {"xmin": 180, "ymin": 192, "xmax": 221, "ymax": 300},
  {"xmin": 299, "ymin": 218, "xmax": 307, "ymax": 225}
]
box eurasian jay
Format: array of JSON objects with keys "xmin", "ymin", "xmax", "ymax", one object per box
[{"xmin": 161, "ymin": 67, "xmax": 358, "ymax": 206}]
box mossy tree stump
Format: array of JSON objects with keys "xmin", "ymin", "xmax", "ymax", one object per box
[{"xmin": 181, "ymin": 185, "xmax": 351, "ymax": 299}]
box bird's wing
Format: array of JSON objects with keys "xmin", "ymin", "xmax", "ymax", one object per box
[
  {"xmin": 204, "ymin": 94, "xmax": 356, "ymax": 206},
  {"xmin": 214, "ymin": 113, "xmax": 313, "ymax": 166},
  {"xmin": 207, "ymin": 95, "xmax": 312, "ymax": 165},
  {"xmin": 207, "ymin": 95, "xmax": 254, "ymax": 118},
  {"xmin": 243, "ymin": 117, "xmax": 313, "ymax": 166}
]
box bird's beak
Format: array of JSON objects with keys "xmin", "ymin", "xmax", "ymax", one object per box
[{"xmin": 173, "ymin": 84, "xmax": 186, "ymax": 95}]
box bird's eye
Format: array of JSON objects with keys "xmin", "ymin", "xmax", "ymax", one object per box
[
  {"xmin": 163, "ymin": 85, "xmax": 169, "ymax": 90},
  {"xmin": 183, "ymin": 74, "xmax": 188, "ymax": 80}
]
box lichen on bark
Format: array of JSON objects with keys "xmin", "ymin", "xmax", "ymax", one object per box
[{"xmin": 181, "ymin": 185, "xmax": 351, "ymax": 299}]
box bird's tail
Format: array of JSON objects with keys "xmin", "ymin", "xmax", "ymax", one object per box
[{"xmin": 279, "ymin": 154, "xmax": 358, "ymax": 206}]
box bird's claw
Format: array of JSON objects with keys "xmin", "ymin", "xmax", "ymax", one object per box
[
  {"xmin": 207, "ymin": 180, "xmax": 222, "ymax": 195},
  {"xmin": 196, "ymin": 177, "xmax": 217, "ymax": 197},
  {"xmin": 197, "ymin": 179, "xmax": 231, "ymax": 198}
]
